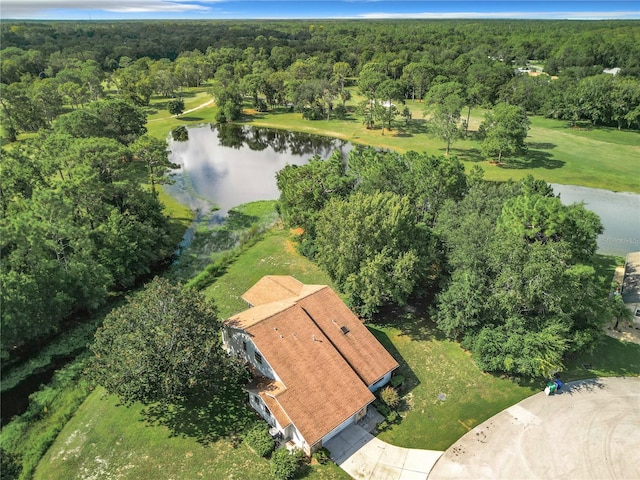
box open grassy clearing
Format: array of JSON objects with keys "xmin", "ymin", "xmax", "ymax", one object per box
[
  {"xmin": 245, "ymin": 99, "xmax": 640, "ymax": 193},
  {"xmin": 137, "ymin": 83, "xmax": 640, "ymax": 194},
  {"xmin": 34, "ymin": 386, "xmax": 349, "ymax": 480},
  {"xmin": 203, "ymin": 224, "xmax": 334, "ymax": 318},
  {"xmin": 34, "ymin": 222, "xmax": 638, "ymax": 478},
  {"xmin": 370, "ymin": 313, "xmax": 538, "ymax": 451}
]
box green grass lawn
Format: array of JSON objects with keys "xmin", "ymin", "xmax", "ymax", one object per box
[
  {"xmin": 370, "ymin": 313, "xmax": 538, "ymax": 451},
  {"xmin": 145, "ymin": 85, "xmax": 218, "ymax": 139},
  {"xmin": 244, "ymin": 101, "xmax": 640, "ymax": 194},
  {"xmin": 203, "ymin": 225, "xmax": 334, "ymax": 318},
  {"xmin": 562, "ymin": 335, "xmax": 640, "ymax": 380},
  {"xmin": 34, "ymin": 386, "xmax": 349, "ymax": 480},
  {"xmin": 34, "ymin": 222, "xmax": 639, "ymax": 478}
]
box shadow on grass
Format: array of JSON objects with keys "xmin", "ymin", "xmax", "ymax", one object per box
[
  {"xmin": 392, "ymin": 120, "xmax": 428, "ymax": 137},
  {"xmin": 368, "ymin": 325, "xmax": 421, "ymax": 396},
  {"xmin": 226, "ymin": 210, "xmax": 259, "ymax": 230},
  {"xmin": 140, "ymin": 382, "xmax": 256, "ymax": 445},
  {"xmin": 527, "ymin": 142, "xmax": 556, "ymax": 150},
  {"xmin": 501, "ymin": 150, "xmax": 565, "ymax": 170},
  {"xmin": 449, "ymin": 147, "xmax": 483, "ymax": 163},
  {"xmin": 562, "ymin": 335, "xmax": 640, "ymax": 382},
  {"xmin": 178, "ymin": 116, "xmax": 204, "ymax": 122},
  {"xmin": 590, "ymin": 253, "xmax": 623, "ymax": 285}
]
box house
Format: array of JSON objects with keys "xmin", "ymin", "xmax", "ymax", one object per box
[
  {"xmin": 222, "ymin": 275, "xmax": 399, "ymax": 455},
  {"xmin": 621, "ymin": 252, "xmax": 640, "ymax": 326},
  {"xmin": 603, "ymin": 67, "xmax": 621, "ymax": 75}
]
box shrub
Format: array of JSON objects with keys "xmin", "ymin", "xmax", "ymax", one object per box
[
  {"xmin": 334, "ymin": 104, "xmax": 347, "ymax": 119},
  {"xmin": 312, "ymin": 447, "xmax": 330, "ymax": 465},
  {"xmin": 255, "ymin": 99, "xmax": 268, "ymax": 112},
  {"xmin": 390, "ymin": 375, "xmax": 405, "ymax": 389},
  {"xmin": 243, "ymin": 423, "xmax": 275, "ymax": 458},
  {"xmin": 380, "ymin": 386, "xmax": 400, "ymax": 407},
  {"xmin": 270, "ymin": 447, "xmax": 301, "ymax": 480},
  {"xmin": 377, "ymin": 420, "xmax": 388, "ymax": 431},
  {"xmin": 386, "ymin": 410, "xmax": 399, "ymax": 423},
  {"xmin": 375, "ymin": 401, "xmax": 391, "ymax": 417}
]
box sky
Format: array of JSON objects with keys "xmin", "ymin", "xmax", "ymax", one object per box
[{"xmin": 1, "ymin": 0, "xmax": 638, "ymax": 21}]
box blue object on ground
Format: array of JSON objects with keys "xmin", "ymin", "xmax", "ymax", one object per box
[{"xmin": 554, "ymin": 379, "xmax": 564, "ymax": 390}]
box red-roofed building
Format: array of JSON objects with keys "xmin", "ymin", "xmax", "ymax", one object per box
[{"xmin": 222, "ymin": 276, "xmax": 399, "ymax": 455}]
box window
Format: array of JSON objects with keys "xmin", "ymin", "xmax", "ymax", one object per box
[
  {"xmin": 264, "ymin": 406, "xmax": 272, "ymax": 417},
  {"xmin": 255, "ymin": 351, "xmax": 263, "ymax": 365},
  {"xmin": 242, "ymin": 340, "xmax": 247, "ymax": 351}
]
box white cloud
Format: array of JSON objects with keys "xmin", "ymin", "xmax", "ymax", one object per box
[{"xmin": 1, "ymin": 0, "xmax": 219, "ymax": 18}]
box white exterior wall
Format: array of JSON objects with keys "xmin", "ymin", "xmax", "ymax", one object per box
[
  {"xmin": 249, "ymin": 393, "xmax": 284, "ymax": 430},
  {"xmin": 368, "ymin": 370, "xmax": 393, "ymax": 392},
  {"xmin": 286, "ymin": 424, "xmax": 307, "ymax": 452},
  {"xmin": 223, "ymin": 327, "xmax": 279, "ymax": 381}
]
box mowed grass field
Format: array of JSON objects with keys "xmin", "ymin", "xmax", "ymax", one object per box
[
  {"xmin": 35, "ymin": 222, "xmax": 639, "ymax": 478},
  {"xmin": 146, "ymin": 86, "xmax": 640, "ymax": 193},
  {"xmin": 34, "ymin": 386, "xmax": 349, "ymax": 480}
]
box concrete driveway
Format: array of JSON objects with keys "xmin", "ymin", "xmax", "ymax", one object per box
[
  {"xmin": 325, "ymin": 424, "xmax": 443, "ymax": 480},
  {"xmin": 430, "ymin": 377, "xmax": 640, "ymax": 480}
]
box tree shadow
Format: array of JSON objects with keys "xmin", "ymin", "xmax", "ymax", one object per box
[
  {"xmin": 448, "ymin": 147, "xmax": 483, "ymax": 163},
  {"xmin": 501, "ymin": 149, "xmax": 565, "ymax": 170},
  {"xmin": 225, "ymin": 210, "xmax": 259, "ymax": 230},
  {"xmin": 140, "ymin": 382, "xmax": 255, "ymax": 445},
  {"xmin": 178, "ymin": 116, "xmax": 204, "ymax": 122},
  {"xmin": 367, "ymin": 325, "xmax": 421, "ymax": 396},
  {"xmin": 393, "ymin": 120, "xmax": 427, "ymax": 137},
  {"xmin": 527, "ymin": 142, "xmax": 556, "ymax": 150}
]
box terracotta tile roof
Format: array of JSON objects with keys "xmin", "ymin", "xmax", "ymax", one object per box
[
  {"xmin": 296, "ymin": 287, "xmax": 399, "ymax": 386},
  {"xmin": 246, "ymin": 304, "xmax": 374, "ymax": 447},
  {"xmin": 227, "ymin": 299, "xmax": 298, "ymax": 330},
  {"xmin": 246, "ymin": 378, "xmax": 292, "ymax": 428},
  {"xmin": 242, "ymin": 275, "xmax": 324, "ymax": 306},
  {"xmin": 226, "ymin": 276, "xmax": 399, "ymax": 447}
]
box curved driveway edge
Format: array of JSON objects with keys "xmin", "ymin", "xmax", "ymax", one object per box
[
  {"xmin": 429, "ymin": 376, "xmax": 640, "ymax": 480},
  {"xmin": 325, "ymin": 424, "xmax": 443, "ymax": 480}
]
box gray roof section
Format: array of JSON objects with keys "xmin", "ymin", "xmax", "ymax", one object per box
[{"xmin": 621, "ymin": 252, "xmax": 640, "ymax": 304}]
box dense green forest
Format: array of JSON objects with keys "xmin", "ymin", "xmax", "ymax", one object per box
[
  {"xmin": 277, "ymin": 150, "xmax": 606, "ymax": 377},
  {"xmin": 2, "ymin": 18, "xmax": 638, "ymax": 366},
  {"xmin": 1, "ymin": 19, "xmax": 638, "ymax": 480},
  {"xmin": 2, "ymin": 20, "xmax": 640, "ymax": 141},
  {"xmin": 0, "ymin": 100, "xmax": 176, "ymax": 363}
]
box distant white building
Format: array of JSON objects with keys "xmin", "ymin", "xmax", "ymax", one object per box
[
  {"xmin": 603, "ymin": 67, "xmax": 621, "ymax": 75},
  {"xmin": 621, "ymin": 252, "xmax": 640, "ymax": 326}
]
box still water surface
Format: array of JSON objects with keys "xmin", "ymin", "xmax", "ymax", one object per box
[
  {"xmin": 167, "ymin": 124, "xmax": 639, "ymax": 256},
  {"xmin": 552, "ymin": 184, "xmax": 640, "ymax": 257},
  {"xmin": 167, "ymin": 124, "xmax": 348, "ymax": 222}
]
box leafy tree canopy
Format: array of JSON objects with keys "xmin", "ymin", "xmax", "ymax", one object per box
[
  {"xmin": 435, "ymin": 177, "xmax": 605, "ymax": 378},
  {"xmin": 90, "ymin": 277, "xmax": 244, "ymax": 404},
  {"xmin": 315, "ymin": 191, "xmax": 430, "ymax": 316}
]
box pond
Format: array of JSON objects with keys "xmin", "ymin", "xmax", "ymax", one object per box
[
  {"xmin": 167, "ymin": 124, "xmax": 639, "ymax": 257},
  {"xmin": 552, "ymin": 184, "xmax": 640, "ymax": 257},
  {"xmin": 166, "ymin": 124, "xmax": 350, "ymax": 223}
]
